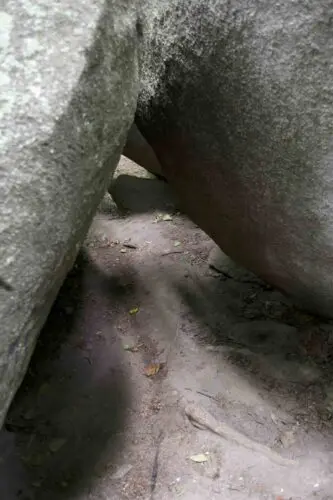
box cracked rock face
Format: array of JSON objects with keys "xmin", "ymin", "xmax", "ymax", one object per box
[{"xmin": 0, "ymin": 0, "xmax": 142, "ymax": 427}]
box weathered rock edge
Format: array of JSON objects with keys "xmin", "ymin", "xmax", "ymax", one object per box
[{"xmin": 0, "ymin": 0, "xmax": 142, "ymax": 426}]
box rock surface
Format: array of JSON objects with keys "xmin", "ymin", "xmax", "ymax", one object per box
[
  {"xmin": 0, "ymin": 0, "xmax": 141, "ymax": 427},
  {"xmin": 2, "ymin": 0, "xmax": 333, "ymax": 434},
  {"xmin": 136, "ymin": 0, "xmax": 333, "ymax": 318},
  {"xmin": 122, "ymin": 123, "xmax": 163, "ymax": 178},
  {"xmin": 208, "ymin": 246, "xmax": 264, "ymax": 285}
]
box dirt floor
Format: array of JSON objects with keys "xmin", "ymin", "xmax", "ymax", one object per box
[{"xmin": 1, "ymin": 157, "xmax": 333, "ymax": 499}]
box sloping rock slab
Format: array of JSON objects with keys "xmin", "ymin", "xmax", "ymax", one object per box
[{"xmin": 0, "ymin": 0, "xmax": 141, "ymax": 426}]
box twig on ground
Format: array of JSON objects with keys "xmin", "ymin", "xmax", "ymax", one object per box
[
  {"xmin": 150, "ymin": 430, "xmax": 164, "ymax": 499},
  {"xmin": 160, "ymin": 250, "xmax": 183, "ymax": 257},
  {"xmin": 196, "ymin": 390, "xmax": 219, "ymax": 402},
  {"xmin": 123, "ymin": 243, "xmax": 138, "ymax": 249}
]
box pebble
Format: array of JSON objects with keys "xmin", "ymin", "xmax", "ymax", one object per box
[{"xmin": 111, "ymin": 464, "xmax": 133, "ymax": 480}]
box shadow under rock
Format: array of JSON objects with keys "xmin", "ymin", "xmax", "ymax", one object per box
[
  {"xmin": 109, "ymin": 174, "xmax": 179, "ymax": 214},
  {"xmin": 1, "ymin": 248, "xmax": 137, "ymax": 500},
  {"xmin": 174, "ymin": 267, "xmax": 333, "ymax": 423}
]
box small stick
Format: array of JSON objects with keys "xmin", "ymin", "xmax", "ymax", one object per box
[
  {"xmin": 196, "ymin": 390, "xmax": 219, "ymax": 402},
  {"xmin": 123, "ymin": 243, "xmax": 138, "ymax": 249},
  {"xmin": 160, "ymin": 250, "xmax": 183, "ymax": 256},
  {"xmin": 150, "ymin": 430, "xmax": 164, "ymax": 499}
]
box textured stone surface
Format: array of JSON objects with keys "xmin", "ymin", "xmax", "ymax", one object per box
[
  {"xmin": 122, "ymin": 123, "xmax": 162, "ymax": 177},
  {"xmin": 2, "ymin": 0, "xmax": 333, "ymax": 433},
  {"xmin": 136, "ymin": 0, "xmax": 333, "ymax": 318},
  {"xmin": 0, "ymin": 0, "xmax": 141, "ymax": 426}
]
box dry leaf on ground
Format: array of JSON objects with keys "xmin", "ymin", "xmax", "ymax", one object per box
[
  {"xmin": 189, "ymin": 453, "xmax": 209, "ymax": 463},
  {"xmin": 123, "ymin": 343, "xmax": 143, "ymax": 352},
  {"xmin": 144, "ymin": 362, "xmax": 161, "ymax": 377}
]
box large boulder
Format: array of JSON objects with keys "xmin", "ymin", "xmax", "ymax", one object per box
[
  {"xmin": 2, "ymin": 0, "xmax": 333, "ymax": 430},
  {"xmin": 0, "ymin": 0, "xmax": 141, "ymax": 427},
  {"xmin": 135, "ymin": 0, "xmax": 333, "ymax": 318}
]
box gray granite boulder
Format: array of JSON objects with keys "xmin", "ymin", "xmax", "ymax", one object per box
[
  {"xmin": 135, "ymin": 0, "xmax": 333, "ymax": 318},
  {"xmin": 2, "ymin": 0, "xmax": 333, "ymax": 431},
  {"xmin": 0, "ymin": 0, "xmax": 141, "ymax": 427}
]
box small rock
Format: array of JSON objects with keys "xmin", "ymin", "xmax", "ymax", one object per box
[
  {"xmin": 279, "ymin": 429, "xmax": 296, "ymax": 448},
  {"xmin": 111, "ymin": 464, "xmax": 133, "ymax": 480}
]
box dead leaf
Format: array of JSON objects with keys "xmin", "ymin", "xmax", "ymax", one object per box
[
  {"xmin": 123, "ymin": 343, "xmax": 142, "ymax": 352},
  {"xmin": 49, "ymin": 438, "xmax": 67, "ymax": 453},
  {"xmin": 154, "ymin": 213, "xmax": 173, "ymax": 223},
  {"xmin": 189, "ymin": 453, "xmax": 209, "ymax": 463},
  {"xmin": 129, "ymin": 307, "xmax": 139, "ymax": 315},
  {"xmin": 144, "ymin": 362, "xmax": 161, "ymax": 377}
]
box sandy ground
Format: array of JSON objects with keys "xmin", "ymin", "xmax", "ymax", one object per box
[{"xmin": 1, "ymin": 157, "xmax": 333, "ymax": 500}]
